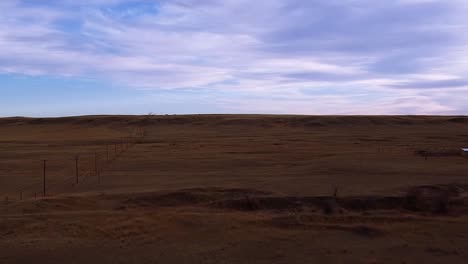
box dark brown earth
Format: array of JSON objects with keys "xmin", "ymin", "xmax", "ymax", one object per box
[{"xmin": 1, "ymin": 115, "xmax": 468, "ymax": 263}]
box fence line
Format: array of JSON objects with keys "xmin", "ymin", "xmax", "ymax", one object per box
[{"xmin": 2, "ymin": 125, "xmax": 147, "ymax": 206}]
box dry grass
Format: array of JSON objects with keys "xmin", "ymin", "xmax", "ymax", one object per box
[{"xmin": 1, "ymin": 115, "xmax": 468, "ymax": 263}]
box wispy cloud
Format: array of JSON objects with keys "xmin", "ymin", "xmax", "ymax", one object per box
[{"xmin": 1, "ymin": 0, "xmax": 467, "ymax": 115}]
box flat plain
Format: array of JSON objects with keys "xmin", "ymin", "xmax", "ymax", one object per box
[{"xmin": 1, "ymin": 115, "xmax": 468, "ymax": 263}]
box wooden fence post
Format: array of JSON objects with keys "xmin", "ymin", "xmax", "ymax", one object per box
[
  {"xmin": 43, "ymin": 160, "xmax": 47, "ymax": 197},
  {"xmin": 75, "ymin": 155, "xmax": 79, "ymax": 184}
]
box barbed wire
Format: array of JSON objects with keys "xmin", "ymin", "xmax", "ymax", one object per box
[{"xmin": 1, "ymin": 123, "xmax": 148, "ymax": 206}]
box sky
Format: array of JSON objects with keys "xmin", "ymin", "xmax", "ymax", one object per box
[{"xmin": 1, "ymin": 0, "xmax": 468, "ymax": 117}]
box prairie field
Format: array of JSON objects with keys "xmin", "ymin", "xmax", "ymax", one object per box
[{"xmin": 1, "ymin": 115, "xmax": 468, "ymax": 264}]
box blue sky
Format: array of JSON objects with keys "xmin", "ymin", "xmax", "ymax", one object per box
[{"xmin": 1, "ymin": 0, "xmax": 468, "ymax": 116}]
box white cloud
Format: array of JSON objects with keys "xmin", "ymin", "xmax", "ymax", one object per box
[{"xmin": 0, "ymin": 0, "xmax": 467, "ymax": 114}]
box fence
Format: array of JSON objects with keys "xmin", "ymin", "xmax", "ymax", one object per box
[{"xmin": 2, "ymin": 126, "xmax": 147, "ymax": 205}]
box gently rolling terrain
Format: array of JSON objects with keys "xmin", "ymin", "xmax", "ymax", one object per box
[{"xmin": 1, "ymin": 115, "xmax": 468, "ymax": 263}]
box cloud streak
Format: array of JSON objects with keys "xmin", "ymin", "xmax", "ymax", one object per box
[{"xmin": 1, "ymin": 0, "xmax": 468, "ymax": 114}]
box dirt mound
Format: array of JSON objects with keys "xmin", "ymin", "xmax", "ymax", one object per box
[
  {"xmin": 112, "ymin": 184, "xmax": 468, "ymax": 216},
  {"xmin": 212, "ymin": 195, "xmax": 362, "ymax": 213},
  {"xmin": 213, "ymin": 195, "xmax": 401, "ymax": 214},
  {"xmin": 211, "ymin": 185, "xmax": 468, "ymax": 215},
  {"xmin": 124, "ymin": 191, "xmax": 209, "ymax": 208},
  {"xmin": 122, "ymin": 188, "xmax": 271, "ymax": 208},
  {"xmin": 404, "ymin": 185, "xmax": 466, "ymax": 214},
  {"xmin": 6, "ymin": 185, "xmax": 467, "ymax": 216},
  {"xmin": 213, "ymin": 196, "xmax": 344, "ymax": 214},
  {"xmin": 214, "ymin": 196, "xmax": 305, "ymax": 211}
]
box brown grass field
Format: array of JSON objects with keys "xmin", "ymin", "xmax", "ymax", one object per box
[{"xmin": 1, "ymin": 115, "xmax": 468, "ymax": 263}]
